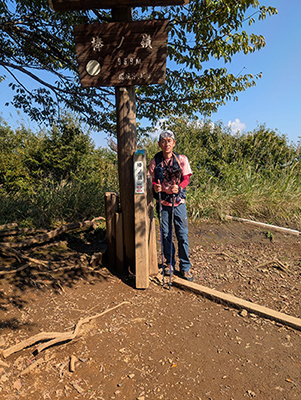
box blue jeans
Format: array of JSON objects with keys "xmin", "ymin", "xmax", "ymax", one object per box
[{"xmin": 157, "ymin": 202, "xmax": 191, "ymax": 272}]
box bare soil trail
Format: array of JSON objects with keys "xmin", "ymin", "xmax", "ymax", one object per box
[{"xmin": 0, "ymin": 220, "xmax": 300, "ymax": 400}]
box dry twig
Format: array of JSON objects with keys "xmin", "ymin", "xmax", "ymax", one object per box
[
  {"xmin": 257, "ymin": 258, "xmax": 287, "ymax": 272},
  {"xmin": 3, "ymin": 301, "xmax": 130, "ymax": 359}
]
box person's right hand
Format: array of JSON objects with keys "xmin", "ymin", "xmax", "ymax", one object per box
[{"xmin": 154, "ymin": 179, "xmax": 162, "ymax": 193}]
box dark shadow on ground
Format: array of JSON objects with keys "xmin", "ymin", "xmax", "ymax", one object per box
[{"xmin": 0, "ymin": 227, "xmax": 108, "ymax": 313}]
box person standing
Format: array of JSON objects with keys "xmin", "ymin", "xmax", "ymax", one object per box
[{"xmin": 148, "ymin": 130, "xmax": 194, "ymax": 281}]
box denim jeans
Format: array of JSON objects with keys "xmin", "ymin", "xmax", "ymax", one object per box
[{"xmin": 158, "ymin": 202, "xmax": 191, "ymax": 272}]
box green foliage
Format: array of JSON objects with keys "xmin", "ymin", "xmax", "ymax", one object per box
[
  {"xmin": 1, "ymin": 115, "xmax": 301, "ymax": 231},
  {"xmin": 156, "ymin": 117, "xmax": 301, "ymax": 228},
  {"xmin": 265, "ymin": 231, "xmax": 274, "ymax": 241},
  {"xmin": 0, "ymin": 116, "xmax": 118, "ymax": 227},
  {"xmin": 0, "ymin": 122, "xmax": 36, "ymax": 192},
  {"xmin": 0, "ymin": 114, "xmax": 96, "ymax": 191},
  {"xmin": 244, "ymin": 127, "xmax": 294, "ymax": 171},
  {"xmin": 1, "ymin": 0, "xmax": 277, "ymax": 134},
  {"xmin": 26, "ymin": 115, "xmax": 95, "ymax": 182}
]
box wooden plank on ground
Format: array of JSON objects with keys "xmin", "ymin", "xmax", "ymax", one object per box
[
  {"xmin": 225, "ymin": 215, "xmax": 300, "ymax": 236},
  {"xmin": 172, "ymin": 276, "xmax": 301, "ymax": 331}
]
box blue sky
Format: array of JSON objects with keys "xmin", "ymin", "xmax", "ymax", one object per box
[
  {"xmin": 1, "ymin": 1, "xmax": 300, "ymax": 147},
  {"xmin": 207, "ymin": 0, "xmax": 301, "ymax": 145}
]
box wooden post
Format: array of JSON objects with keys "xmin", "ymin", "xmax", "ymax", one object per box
[
  {"xmin": 115, "ymin": 212, "xmax": 124, "ymax": 273},
  {"xmin": 113, "ymin": 7, "xmax": 137, "ymax": 272},
  {"xmin": 50, "ymin": 0, "xmax": 172, "ymax": 282},
  {"xmin": 115, "ymin": 86, "xmax": 136, "ymax": 271},
  {"xmin": 134, "ymin": 150, "xmax": 149, "ymax": 288},
  {"xmin": 147, "ymin": 175, "xmax": 158, "ymax": 275},
  {"xmin": 105, "ymin": 192, "xmax": 119, "ymax": 269}
]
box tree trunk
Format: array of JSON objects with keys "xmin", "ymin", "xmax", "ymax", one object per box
[{"xmin": 113, "ymin": 7, "xmax": 137, "ymax": 271}]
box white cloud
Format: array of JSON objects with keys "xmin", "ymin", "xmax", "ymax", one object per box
[
  {"xmin": 227, "ymin": 118, "xmax": 246, "ymax": 134},
  {"xmin": 187, "ymin": 119, "xmax": 215, "ymax": 133}
]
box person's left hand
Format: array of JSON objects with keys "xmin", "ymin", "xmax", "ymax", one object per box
[{"xmin": 171, "ymin": 180, "xmax": 179, "ymax": 194}]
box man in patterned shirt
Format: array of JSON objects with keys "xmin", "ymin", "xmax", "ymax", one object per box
[{"xmin": 148, "ymin": 130, "xmax": 193, "ymax": 281}]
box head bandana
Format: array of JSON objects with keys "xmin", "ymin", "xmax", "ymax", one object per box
[{"xmin": 159, "ymin": 130, "xmax": 175, "ymax": 142}]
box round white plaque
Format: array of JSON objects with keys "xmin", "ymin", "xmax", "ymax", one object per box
[{"xmin": 86, "ymin": 60, "xmax": 101, "ymax": 76}]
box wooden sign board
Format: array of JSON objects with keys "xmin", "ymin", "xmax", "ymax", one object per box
[
  {"xmin": 73, "ymin": 20, "xmax": 168, "ymax": 87},
  {"xmin": 50, "ymin": 0, "xmax": 188, "ymax": 12}
]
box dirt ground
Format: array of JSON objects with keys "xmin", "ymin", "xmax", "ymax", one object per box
[{"xmin": 0, "ymin": 220, "xmax": 301, "ymax": 400}]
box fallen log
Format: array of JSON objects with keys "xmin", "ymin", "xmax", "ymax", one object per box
[
  {"xmin": 3, "ymin": 331, "xmax": 64, "ymax": 358},
  {"xmin": 0, "ymin": 228, "xmax": 47, "ymax": 238},
  {"xmin": 0, "ymin": 216, "xmax": 105, "ymax": 249},
  {"xmin": 0, "ymin": 263, "xmax": 30, "ymax": 276},
  {"xmin": 0, "ymin": 246, "xmax": 48, "ymax": 267}
]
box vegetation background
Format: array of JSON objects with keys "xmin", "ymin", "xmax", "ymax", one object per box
[
  {"xmin": 1, "ymin": 114, "xmax": 300, "ymax": 230},
  {"xmin": 2, "ymin": 1, "xmax": 291, "ymax": 232}
]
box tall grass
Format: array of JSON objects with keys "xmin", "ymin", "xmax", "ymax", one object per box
[
  {"xmin": 0, "ymin": 179, "xmax": 117, "ymax": 227},
  {"xmin": 165, "ymin": 118, "xmax": 301, "ymax": 230},
  {"xmin": 187, "ymin": 165, "xmax": 301, "ymax": 229}
]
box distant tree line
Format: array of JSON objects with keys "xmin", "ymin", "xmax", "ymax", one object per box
[{"xmin": 1, "ymin": 115, "xmax": 300, "ymax": 229}]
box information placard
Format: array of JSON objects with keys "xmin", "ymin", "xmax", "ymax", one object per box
[
  {"xmin": 134, "ymin": 160, "xmax": 145, "ymax": 194},
  {"xmin": 73, "ymin": 20, "xmax": 168, "ymax": 87}
]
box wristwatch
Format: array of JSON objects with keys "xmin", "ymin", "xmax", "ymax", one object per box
[{"xmin": 178, "ymin": 186, "xmax": 183, "ymax": 194}]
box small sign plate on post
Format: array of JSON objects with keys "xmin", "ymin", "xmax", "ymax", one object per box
[
  {"xmin": 50, "ymin": 0, "xmax": 188, "ymax": 12},
  {"xmin": 73, "ymin": 20, "xmax": 168, "ymax": 87},
  {"xmin": 134, "ymin": 159, "xmax": 145, "ymax": 194}
]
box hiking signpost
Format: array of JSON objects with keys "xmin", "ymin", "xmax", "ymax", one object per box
[
  {"xmin": 73, "ymin": 19, "xmax": 169, "ymax": 87},
  {"xmin": 49, "ymin": 0, "xmax": 187, "ymax": 288}
]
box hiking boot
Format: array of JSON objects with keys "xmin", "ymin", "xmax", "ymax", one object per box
[
  {"xmin": 181, "ymin": 270, "xmax": 194, "ymax": 282},
  {"xmin": 164, "ymin": 265, "xmax": 174, "ymax": 276}
]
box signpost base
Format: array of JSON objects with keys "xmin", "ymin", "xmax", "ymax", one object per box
[{"xmin": 134, "ymin": 150, "xmax": 158, "ymax": 288}]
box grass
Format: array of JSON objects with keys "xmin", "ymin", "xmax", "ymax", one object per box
[
  {"xmin": 186, "ymin": 163, "xmax": 301, "ymax": 230},
  {"xmin": 1, "ymin": 155, "xmax": 301, "ymax": 231},
  {"xmin": 0, "ymin": 179, "xmax": 115, "ymax": 228},
  {"xmin": 1, "ymin": 119, "xmax": 301, "ymax": 230}
]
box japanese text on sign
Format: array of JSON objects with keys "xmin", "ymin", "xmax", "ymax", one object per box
[
  {"xmin": 73, "ymin": 20, "xmax": 168, "ymax": 87},
  {"xmin": 134, "ymin": 161, "xmax": 145, "ymax": 194}
]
